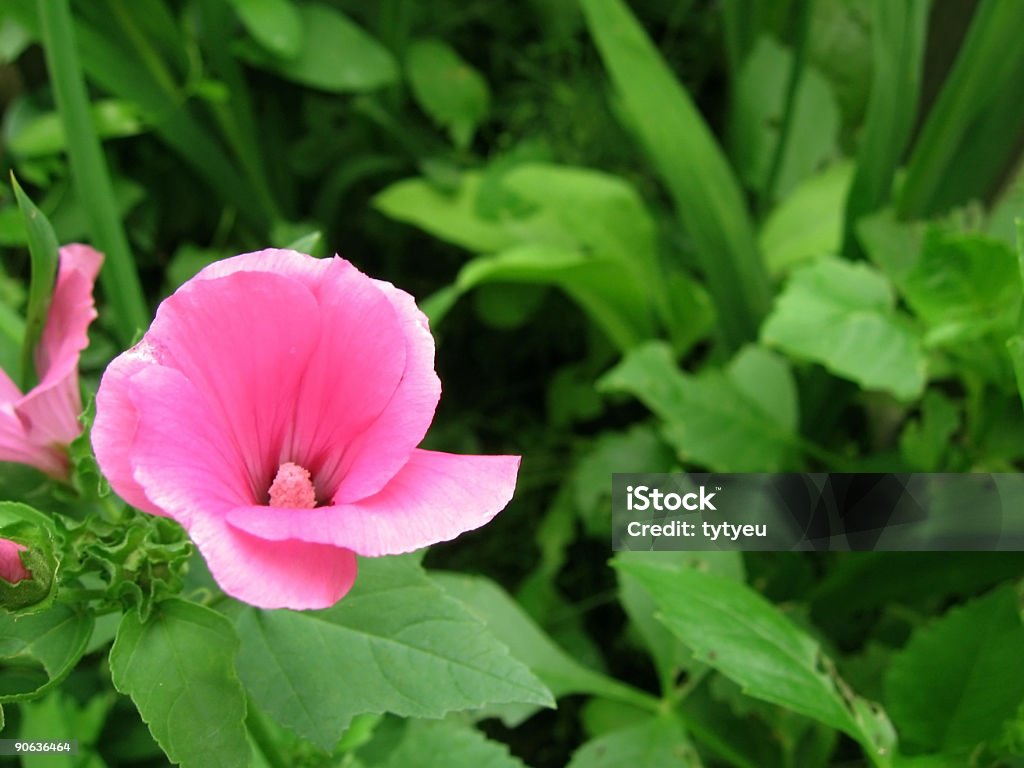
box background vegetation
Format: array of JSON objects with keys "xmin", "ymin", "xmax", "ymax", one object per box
[{"xmin": 1, "ymin": 0, "xmax": 1024, "ymax": 765}]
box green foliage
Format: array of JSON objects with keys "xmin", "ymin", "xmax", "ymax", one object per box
[
  {"xmin": 407, "ymin": 39, "xmax": 490, "ymax": 150},
  {"xmin": 0, "ymin": 602, "xmax": 93, "ymax": 702}
]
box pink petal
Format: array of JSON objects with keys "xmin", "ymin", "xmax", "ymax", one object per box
[
  {"xmin": 333, "ymin": 278, "xmax": 441, "ymax": 503},
  {"xmin": 192, "ymin": 248, "xmax": 334, "ymax": 287},
  {"xmin": 0, "ymin": 538, "xmax": 31, "ymax": 584},
  {"xmin": 128, "ymin": 365, "xmax": 254, "ymax": 528},
  {"xmin": 92, "ymin": 342, "xmax": 175, "ymax": 515},
  {"xmin": 18, "ymin": 244, "xmax": 102, "ymax": 448},
  {"xmin": 188, "ymin": 515, "xmax": 358, "ymax": 610},
  {"xmin": 0, "ymin": 407, "xmax": 67, "ymax": 477},
  {"xmin": 227, "ymin": 449, "xmax": 521, "ymax": 556},
  {"xmin": 142, "ymin": 270, "xmax": 321, "ymax": 499}
]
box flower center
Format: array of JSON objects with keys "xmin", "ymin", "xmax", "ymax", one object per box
[{"xmin": 268, "ymin": 462, "xmax": 318, "ymax": 509}]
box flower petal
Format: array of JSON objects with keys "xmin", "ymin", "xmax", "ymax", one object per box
[
  {"xmin": 332, "ymin": 278, "xmax": 441, "ymax": 503},
  {"xmin": 227, "ymin": 449, "xmax": 521, "ymax": 556},
  {"xmin": 188, "ymin": 515, "xmax": 358, "ymax": 610},
  {"xmin": 18, "ymin": 244, "xmax": 102, "ymax": 448},
  {"xmin": 0, "ymin": 538, "xmax": 31, "ymax": 583},
  {"xmin": 192, "ymin": 248, "xmax": 334, "ymax": 287}
]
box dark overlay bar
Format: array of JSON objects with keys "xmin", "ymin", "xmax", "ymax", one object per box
[{"xmin": 612, "ymin": 473, "xmax": 1024, "ymax": 551}]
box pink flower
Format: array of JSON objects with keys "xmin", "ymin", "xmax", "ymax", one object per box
[
  {"xmin": 0, "ymin": 538, "xmax": 31, "ymax": 584},
  {"xmin": 0, "ymin": 245, "xmax": 103, "ymax": 479},
  {"xmin": 92, "ymin": 250, "xmax": 520, "ymax": 610}
]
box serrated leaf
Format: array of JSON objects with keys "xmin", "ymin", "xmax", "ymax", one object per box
[
  {"xmin": 615, "ymin": 560, "xmax": 895, "ymax": 760},
  {"xmin": 884, "ymin": 586, "xmax": 1024, "ymax": 753},
  {"xmin": 599, "ymin": 342, "xmax": 798, "ymax": 471},
  {"xmin": 761, "ymin": 258, "xmax": 926, "ymax": 400},
  {"xmin": 241, "ymin": 3, "xmax": 396, "ymax": 92},
  {"xmin": 382, "ymin": 719, "xmax": 527, "ymax": 768},
  {"xmin": 0, "ymin": 602, "xmax": 92, "ymax": 702},
  {"xmin": 568, "ymin": 716, "xmax": 700, "ymax": 768},
  {"xmin": 407, "ymin": 39, "xmax": 490, "ymax": 149},
  {"xmin": 109, "ymin": 599, "xmax": 250, "ymax": 768},
  {"xmin": 233, "ymin": 558, "xmax": 552, "ymax": 751}
]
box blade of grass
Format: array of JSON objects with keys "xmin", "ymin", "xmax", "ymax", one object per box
[
  {"xmin": 897, "ymin": 0, "xmax": 1024, "ymax": 218},
  {"xmin": 10, "ymin": 175, "xmax": 59, "ymax": 391},
  {"xmin": 842, "ymin": 0, "xmax": 930, "ymax": 256},
  {"xmin": 580, "ymin": 0, "xmax": 771, "ymax": 350},
  {"xmin": 38, "ymin": 0, "xmax": 149, "ymax": 343}
]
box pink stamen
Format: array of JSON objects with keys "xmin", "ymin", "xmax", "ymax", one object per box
[{"xmin": 268, "ymin": 461, "xmax": 317, "ymax": 509}]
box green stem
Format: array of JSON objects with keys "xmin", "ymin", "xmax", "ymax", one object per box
[
  {"xmin": 38, "ymin": 0, "xmax": 149, "ymax": 344},
  {"xmin": 761, "ymin": 0, "xmax": 813, "ymax": 212}
]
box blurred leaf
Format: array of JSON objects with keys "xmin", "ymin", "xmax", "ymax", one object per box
[
  {"xmin": 241, "ymin": 3, "xmax": 397, "ymax": 93},
  {"xmin": 407, "ymin": 39, "xmax": 490, "ymax": 149},
  {"xmin": 11, "ymin": 176, "xmax": 58, "ymax": 392},
  {"xmin": 18, "ymin": 689, "xmax": 112, "ymax": 768},
  {"xmin": 730, "ymin": 35, "xmax": 840, "ymax": 201},
  {"xmin": 807, "ymin": 0, "xmax": 874, "ymax": 131},
  {"xmin": 472, "ymin": 283, "xmax": 547, "ymax": 329},
  {"xmin": 898, "ymin": 0, "xmax": 1024, "ymax": 217},
  {"xmin": 857, "ymin": 209, "xmax": 923, "ymax": 285},
  {"xmin": 760, "ymin": 161, "xmax": 853, "ymax": 275},
  {"xmin": 233, "ymin": 557, "xmax": 552, "ymax": 751},
  {"xmin": 164, "ymin": 244, "xmax": 224, "ymax": 291},
  {"xmin": 568, "ymin": 716, "xmax": 700, "ymax": 768},
  {"xmin": 227, "ymin": 0, "xmax": 303, "ymax": 58},
  {"xmin": 599, "ymin": 342, "xmax": 799, "ymax": 471},
  {"xmin": 899, "ymin": 391, "xmax": 959, "ymax": 471},
  {"xmin": 842, "ymin": 0, "xmax": 929, "ymax": 255},
  {"xmin": 6, "ymin": 99, "xmax": 144, "ymax": 158},
  {"xmin": 0, "ymin": 17, "xmax": 31, "ymax": 63},
  {"xmin": 109, "ymin": 599, "xmax": 250, "ymax": 768},
  {"xmin": 761, "ymin": 259, "xmax": 926, "ymax": 400},
  {"xmin": 616, "ymin": 560, "xmax": 896, "ymax": 760},
  {"xmin": 381, "ymin": 719, "xmax": 527, "ymax": 768},
  {"xmin": 580, "ymin": 0, "xmax": 770, "ymax": 349},
  {"xmin": 885, "ymin": 586, "xmax": 1024, "ymax": 753},
  {"xmin": 0, "ymin": 602, "xmax": 93, "ymax": 703}
]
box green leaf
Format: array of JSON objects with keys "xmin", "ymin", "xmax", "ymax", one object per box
[
  {"xmin": 599, "ymin": 342, "xmax": 799, "ymax": 471},
  {"xmin": 898, "ymin": 391, "xmax": 959, "ymax": 471},
  {"xmin": 6, "ymin": 99, "xmax": 145, "ymax": 158},
  {"xmin": 382, "ymin": 719, "xmax": 527, "ymax": 768},
  {"xmin": 760, "ymin": 161, "xmax": 853, "ymax": 275},
  {"xmin": 761, "ymin": 258, "xmax": 926, "ymax": 400},
  {"xmin": 407, "ymin": 39, "xmax": 490, "ymax": 149},
  {"xmin": 729, "ymin": 35, "xmax": 840, "ymax": 201},
  {"xmin": 0, "ymin": 602, "xmax": 93, "ymax": 703},
  {"xmin": 109, "ymin": 598, "xmax": 250, "ymax": 768},
  {"xmin": 11, "ymin": 174, "xmax": 58, "ymax": 392},
  {"xmin": 18, "ymin": 689, "xmax": 112, "ymax": 768},
  {"xmin": 227, "ymin": 0, "xmax": 303, "ymax": 58},
  {"xmin": 568, "ymin": 716, "xmax": 701, "ymax": 768},
  {"xmin": 579, "ymin": 0, "xmax": 770, "ymax": 349},
  {"xmin": 616, "ymin": 560, "xmax": 896, "ymax": 761},
  {"xmin": 884, "ymin": 586, "xmax": 1024, "ymax": 754},
  {"xmin": 900, "ymin": 231, "xmax": 1018, "ymax": 346},
  {"xmin": 233, "ymin": 557, "xmax": 553, "ymax": 751},
  {"xmin": 243, "ymin": 3, "xmax": 397, "ymax": 93},
  {"xmin": 433, "ymin": 570, "xmax": 656, "ymax": 712},
  {"xmin": 842, "ymin": 0, "xmax": 929, "ymax": 255}
]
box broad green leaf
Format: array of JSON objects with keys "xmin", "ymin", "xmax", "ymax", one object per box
[
  {"xmin": 900, "ymin": 231, "xmax": 1018, "ymax": 346},
  {"xmin": 760, "ymin": 162, "xmax": 853, "ymax": 275},
  {"xmin": 407, "ymin": 39, "xmax": 490, "ymax": 149},
  {"xmin": 227, "ymin": 0, "xmax": 303, "ymax": 58},
  {"xmin": 568, "ymin": 716, "xmax": 700, "ymax": 768},
  {"xmin": 233, "ymin": 558, "xmax": 553, "ymax": 751},
  {"xmin": 6, "ymin": 99, "xmax": 144, "ymax": 157},
  {"xmin": 0, "ymin": 602, "xmax": 93, "ymax": 702},
  {"xmin": 884, "ymin": 586, "xmax": 1024, "ymax": 753},
  {"xmin": 18, "ymin": 689, "xmax": 111, "ymax": 768},
  {"xmin": 242, "ymin": 3, "xmax": 397, "ymax": 93},
  {"xmin": 842, "ymin": 0, "xmax": 929, "ymax": 255},
  {"xmin": 615, "ymin": 551, "xmax": 744, "ymax": 694},
  {"xmin": 616, "ymin": 560, "xmax": 895, "ymax": 761},
  {"xmin": 579, "ymin": 0, "xmax": 770, "ymax": 349},
  {"xmin": 109, "ymin": 599, "xmax": 250, "ymax": 768},
  {"xmin": 857, "ymin": 209, "xmax": 923, "ymax": 286},
  {"xmin": 11, "ymin": 175, "xmax": 58, "ymax": 391},
  {"xmin": 382, "ymin": 719, "xmax": 527, "ymax": 768},
  {"xmin": 599, "ymin": 342, "xmax": 799, "ymax": 471},
  {"xmin": 433, "ymin": 570, "xmax": 655, "ymax": 712},
  {"xmin": 761, "ymin": 258, "xmax": 926, "ymax": 400},
  {"xmin": 899, "ymin": 391, "xmax": 959, "ymax": 471},
  {"xmin": 729, "ymin": 35, "xmax": 840, "ymax": 201},
  {"xmin": 374, "ymin": 174, "xmax": 517, "ymax": 253}
]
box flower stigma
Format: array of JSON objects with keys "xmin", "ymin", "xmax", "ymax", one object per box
[{"xmin": 268, "ymin": 461, "xmax": 318, "ymax": 509}]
